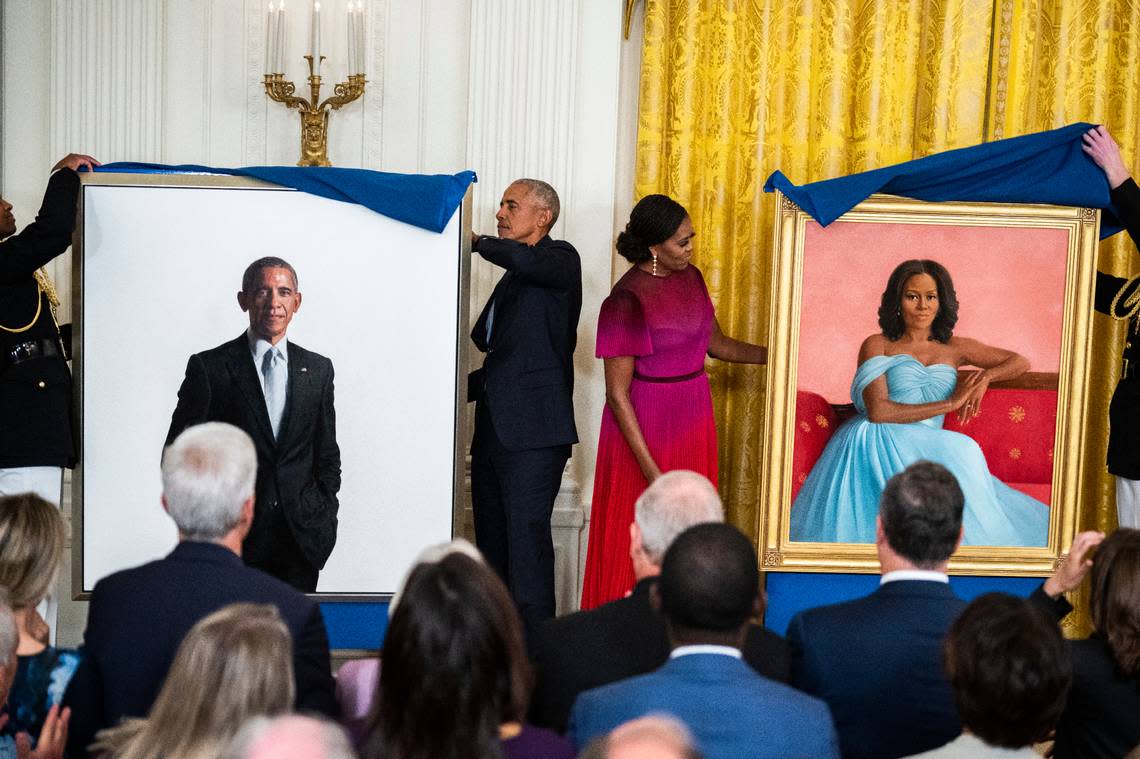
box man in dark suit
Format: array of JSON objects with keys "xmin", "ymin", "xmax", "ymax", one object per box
[
  {"xmin": 1083, "ymin": 125, "xmax": 1140, "ymax": 529},
  {"xmin": 0, "ymin": 153, "xmax": 98, "ymax": 503},
  {"xmin": 165, "ymin": 256, "xmax": 340, "ymax": 592},
  {"xmin": 63, "ymin": 422, "xmax": 337, "ymax": 757},
  {"xmin": 568, "ymin": 523, "xmax": 838, "ymax": 758},
  {"xmin": 530, "ymin": 470, "xmax": 790, "ymax": 732},
  {"xmin": 787, "ymin": 460, "xmax": 968, "ymax": 759},
  {"xmin": 469, "ymin": 179, "xmax": 581, "ymax": 644}
]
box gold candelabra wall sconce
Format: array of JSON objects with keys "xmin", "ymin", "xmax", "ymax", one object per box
[
  {"xmin": 263, "ymin": 1, "xmax": 367, "ymax": 167},
  {"xmin": 264, "ymin": 57, "xmax": 365, "ymax": 167}
]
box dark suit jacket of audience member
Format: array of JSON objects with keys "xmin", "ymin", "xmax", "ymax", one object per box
[
  {"xmin": 787, "ymin": 580, "xmax": 967, "ymax": 759},
  {"xmin": 1029, "ymin": 586, "xmax": 1140, "ymax": 759},
  {"xmin": 529, "ymin": 577, "xmax": 792, "ymax": 733},
  {"xmin": 63, "ymin": 542, "xmax": 337, "ymax": 757}
]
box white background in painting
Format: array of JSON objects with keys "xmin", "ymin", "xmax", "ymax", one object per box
[{"xmin": 80, "ymin": 180, "xmax": 461, "ymax": 595}]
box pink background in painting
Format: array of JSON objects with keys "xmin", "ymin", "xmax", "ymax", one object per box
[{"xmin": 797, "ymin": 220, "xmax": 1069, "ymax": 402}]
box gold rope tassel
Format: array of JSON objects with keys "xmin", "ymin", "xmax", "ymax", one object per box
[{"xmin": 0, "ymin": 268, "xmax": 59, "ymax": 334}]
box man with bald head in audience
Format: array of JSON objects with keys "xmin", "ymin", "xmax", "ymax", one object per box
[
  {"xmin": 529, "ymin": 471, "xmax": 790, "ymax": 732},
  {"xmin": 568, "ymin": 523, "xmax": 837, "ymax": 758},
  {"xmin": 788, "ymin": 460, "xmax": 968, "ymax": 759},
  {"xmin": 64, "ymin": 422, "xmax": 336, "ymax": 757}
]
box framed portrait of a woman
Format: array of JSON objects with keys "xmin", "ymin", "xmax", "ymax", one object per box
[{"xmin": 759, "ymin": 192, "xmax": 1099, "ymax": 575}]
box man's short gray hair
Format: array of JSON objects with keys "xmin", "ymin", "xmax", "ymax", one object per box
[
  {"xmin": 512, "ymin": 178, "xmax": 561, "ymax": 228},
  {"xmin": 634, "ymin": 471, "xmax": 723, "ymax": 565},
  {"xmin": 221, "ymin": 715, "xmax": 355, "ymax": 759},
  {"xmin": 161, "ymin": 422, "xmax": 257, "ymax": 541},
  {"xmin": 0, "ymin": 591, "xmax": 16, "ymax": 663}
]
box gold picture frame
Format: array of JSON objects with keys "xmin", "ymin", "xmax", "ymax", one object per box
[{"xmin": 759, "ymin": 192, "xmax": 1099, "ymax": 576}]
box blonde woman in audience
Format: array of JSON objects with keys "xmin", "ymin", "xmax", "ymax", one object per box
[
  {"xmin": 360, "ymin": 553, "xmax": 572, "ymax": 759},
  {"xmin": 0, "ymin": 494, "xmax": 78, "ymax": 751},
  {"xmin": 90, "ymin": 603, "xmax": 293, "ymax": 759}
]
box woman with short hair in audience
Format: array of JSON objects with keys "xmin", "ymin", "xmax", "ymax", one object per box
[
  {"xmin": 360, "ymin": 552, "xmax": 573, "ymax": 759},
  {"xmin": 1051, "ymin": 528, "xmax": 1140, "ymax": 758},
  {"xmin": 0, "ymin": 493, "xmax": 79, "ymax": 750},
  {"xmin": 906, "ymin": 592, "xmax": 1071, "ymax": 757},
  {"xmin": 90, "ymin": 603, "xmax": 293, "ymax": 759}
]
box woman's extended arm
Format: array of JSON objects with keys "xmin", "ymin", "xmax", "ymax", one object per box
[
  {"xmin": 858, "ymin": 337, "xmax": 971, "ymax": 424},
  {"xmin": 951, "ymin": 337, "xmax": 1029, "ymax": 423},
  {"xmin": 603, "ymin": 356, "xmax": 662, "ymax": 483},
  {"xmin": 707, "ymin": 317, "xmax": 767, "ymax": 364}
]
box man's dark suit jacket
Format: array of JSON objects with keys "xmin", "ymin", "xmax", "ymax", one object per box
[
  {"xmin": 1030, "ymin": 586, "xmax": 1140, "ymax": 759},
  {"xmin": 165, "ymin": 335, "xmax": 341, "ymax": 572},
  {"xmin": 529, "ymin": 577, "xmax": 792, "ymax": 733},
  {"xmin": 0, "ymin": 168, "xmax": 79, "ymax": 469},
  {"xmin": 62, "ymin": 541, "xmax": 337, "ymax": 757},
  {"xmin": 469, "ymin": 234, "xmax": 580, "ymax": 450},
  {"xmin": 787, "ymin": 579, "xmax": 967, "ymax": 759},
  {"xmin": 1095, "ymin": 178, "xmax": 1140, "ymax": 479}
]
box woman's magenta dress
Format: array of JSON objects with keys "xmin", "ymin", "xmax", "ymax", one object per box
[{"xmin": 580, "ymin": 264, "xmax": 718, "ymax": 609}]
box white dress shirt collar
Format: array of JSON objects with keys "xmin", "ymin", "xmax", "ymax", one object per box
[
  {"xmin": 669, "ymin": 644, "xmax": 743, "ymax": 660},
  {"xmin": 880, "ymin": 569, "xmax": 949, "ymax": 585},
  {"xmin": 246, "ymin": 327, "xmax": 289, "ymax": 363}
]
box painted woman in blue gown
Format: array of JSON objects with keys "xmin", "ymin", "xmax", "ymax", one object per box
[{"xmin": 790, "ymin": 259, "xmax": 1050, "ymax": 547}]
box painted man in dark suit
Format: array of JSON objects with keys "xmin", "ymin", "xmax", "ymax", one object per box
[
  {"xmin": 469, "ymin": 179, "xmax": 581, "ymax": 644},
  {"xmin": 787, "ymin": 460, "xmax": 968, "ymax": 759},
  {"xmin": 166, "ymin": 257, "xmax": 340, "ymax": 592},
  {"xmin": 64, "ymin": 422, "xmax": 336, "ymax": 757},
  {"xmin": 530, "ymin": 470, "xmax": 790, "ymax": 733},
  {"xmin": 568, "ymin": 523, "xmax": 838, "ymax": 758},
  {"xmin": 0, "ymin": 153, "xmax": 98, "ymax": 504}
]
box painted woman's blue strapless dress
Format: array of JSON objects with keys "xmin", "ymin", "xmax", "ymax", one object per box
[{"xmin": 789, "ymin": 354, "xmax": 1049, "ymax": 546}]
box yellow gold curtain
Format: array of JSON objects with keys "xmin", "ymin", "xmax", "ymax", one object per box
[{"xmin": 635, "ymin": 0, "xmax": 996, "ymax": 534}]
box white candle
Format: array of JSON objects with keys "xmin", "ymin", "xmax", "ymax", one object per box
[
  {"xmin": 347, "ymin": 4, "xmax": 357, "ymax": 76},
  {"xmin": 276, "ymin": 2, "xmax": 286, "ymax": 74},
  {"xmin": 356, "ymin": 4, "xmax": 365, "ymax": 74},
  {"xmin": 266, "ymin": 6, "xmax": 276, "ymax": 74},
  {"xmin": 311, "ymin": 2, "xmax": 321, "ymax": 76}
]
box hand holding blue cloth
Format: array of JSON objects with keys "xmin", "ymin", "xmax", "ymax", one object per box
[{"xmin": 764, "ymin": 122, "xmax": 1124, "ymax": 239}]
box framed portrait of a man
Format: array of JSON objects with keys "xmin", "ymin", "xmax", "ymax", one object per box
[{"xmin": 759, "ymin": 192, "xmax": 1098, "ymax": 575}]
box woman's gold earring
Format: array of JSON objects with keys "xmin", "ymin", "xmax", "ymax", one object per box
[{"xmin": 652, "ymin": 253, "xmax": 658, "ymax": 276}]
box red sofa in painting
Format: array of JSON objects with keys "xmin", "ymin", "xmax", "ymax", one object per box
[{"xmin": 791, "ymin": 384, "xmax": 1057, "ymax": 504}]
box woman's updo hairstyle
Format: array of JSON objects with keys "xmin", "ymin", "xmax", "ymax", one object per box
[{"xmin": 616, "ymin": 194, "xmax": 689, "ymax": 264}]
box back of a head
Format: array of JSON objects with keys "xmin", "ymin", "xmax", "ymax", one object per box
[
  {"xmin": 0, "ymin": 593, "xmax": 18, "ymax": 704},
  {"xmin": 635, "ymin": 471, "xmax": 723, "ymax": 565},
  {"xmin": 584, "ymin": 715, "xmax": 704, "ymax": 759},
  {"xmin": 368, "ymin": 553, "xmax": 528, "ymax": 759},
  {"xmin": 0, "ymin": 493, "xmax": 65, "ymax": 608},
  {"xmin": 96, "ymin": 603, "xmax": 294, "ymax": 759},
  {"xmin": 162, "ymin": 422, "xmax": 257, "ymax": 541},
  {"xmin": 943, "ymin": 593, "xmax": 1071, "ymax": 748},
  {"xmin": 658, "ymin": 523, "xmax": 758, "ymax": 636},
  {"xmin": 1090, "ymin": 527, "xmax": 1140, "ymax": 676},
  {"xmin": 879, "ymin": 461, "xmax": 964, "ymax": 567},
  {"xmin": 387, "ymin": 538, "xmax": 484, "ymax": 618},
  {"xmin": 223, "ymin": 715, "xmax": 355, "ymax": 759}
]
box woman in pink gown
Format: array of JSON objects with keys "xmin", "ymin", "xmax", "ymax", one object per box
[{"xmin": 580, "ymin": 195, "xmax": 767, "ymax": 609}]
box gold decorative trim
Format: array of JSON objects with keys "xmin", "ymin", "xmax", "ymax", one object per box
[
  {"xmin": 763, "ymin": 550, "xmax": 784, "ymax": 567},
  {"xmin": 623, "ymin": 0, "xmax": 641, "ymax": 40},
  {"xmin": 1080, "ymin": 207, "xmax": 1097, "ymax": 222},
  {"xmin": 780, "ymin": 195, "xmax": 801, "ymax": 213}
]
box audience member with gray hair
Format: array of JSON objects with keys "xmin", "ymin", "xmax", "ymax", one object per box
[
  {"xmin": 63, "ymin": 422, "xmax": 336, "ymax": 757},
  {"xmin": 223, "ymin": 715, "xmax": 356, "ymax": 759},
  {"xmin": 569, "ymin": 523, "xmax": 838, "ymax": 758},
  {"xmin": 0, "ymin": 592, "xmax": 68, "ymax": 759},
  {"xmin": 579, "ymin": 715, "xmax": 703, "ymax": 759},
  {"xmin": 529, "ymin": 471, "xmax": 789, "ymax": 733}
]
